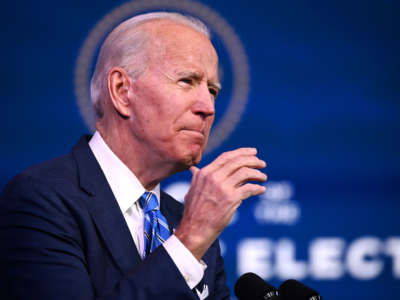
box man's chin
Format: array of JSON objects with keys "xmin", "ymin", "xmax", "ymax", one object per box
[
  {"xmin": 179, "ymin": 147, "xmax": 203, "ymax": 169},
  {"xmin": 184, "ymin": 151, "xmax": 202, "ymax": 168},
  {"xmin": 168, "ymin": 142, "xmax": 205, "ymax": 171}
]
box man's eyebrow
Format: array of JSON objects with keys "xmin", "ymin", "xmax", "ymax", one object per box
[
  {"xmin": 209, "ymin": 81, "xmax": 222, "ymax": 91},
  {"xmin": 175, "ymin": 70, "xmax": 202, "ymax": 79},
  {"xmin": 175, "ymin": 70, "xmax": 222, "ymax": 90}
]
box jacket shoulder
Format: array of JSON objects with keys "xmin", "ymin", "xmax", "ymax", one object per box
[
  {"xmin": 2, "ymin": 153, "xmax": 78, "ymax": 196},
  {"xmin": 1, "ymin": 135, "xmax": 92, "ymax": 199}
]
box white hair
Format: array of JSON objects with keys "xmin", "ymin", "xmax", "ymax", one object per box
[{"xmin": 90, "ymin": 12, "xmax": 210, "ymax": 118}]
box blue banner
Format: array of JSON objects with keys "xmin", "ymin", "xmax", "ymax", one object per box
[{"xmin": 5, "ymin": 0, "xmax": 400, "ymax": 298}]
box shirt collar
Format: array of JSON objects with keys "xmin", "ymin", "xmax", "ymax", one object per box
[{"xmin": 88, "ymin": 131, "xmax": 160, "ymax": 213}]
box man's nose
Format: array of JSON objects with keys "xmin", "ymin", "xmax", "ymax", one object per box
[{"xmin": 192, "ymin": 84, "xmax": 215, "ymax": 118}]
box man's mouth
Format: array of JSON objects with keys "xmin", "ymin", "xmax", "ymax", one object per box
[
  {"xmin": 181, "ymin": 125, "xmax": 206, "ymax": 136},
  {"xmin": 182, "ymin": 129, "xmax": 205, "ymax": 138}
]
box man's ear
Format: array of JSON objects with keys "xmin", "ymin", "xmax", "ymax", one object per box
[{"xmin": 107, "ymin": 67, "xmax": 132, "ymax": 118}]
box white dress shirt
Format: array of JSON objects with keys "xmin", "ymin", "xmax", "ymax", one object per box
[{"xmin": 89, "ymin": 131, "xmax": 205, "ymax": 289}]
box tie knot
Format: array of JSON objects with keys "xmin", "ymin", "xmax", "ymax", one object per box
[{"xmin": 139, "ymin": 192, "xmax": 159, "ymax": 213}]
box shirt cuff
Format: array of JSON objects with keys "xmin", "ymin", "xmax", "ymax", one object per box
[{"xmin": 163, "ymin": 234, "xmax": 207, "ymax": 289}]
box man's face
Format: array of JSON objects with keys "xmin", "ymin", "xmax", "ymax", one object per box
[{"xmin": 127, "ymin": 21, "xmax": 220, "ymax": 169}]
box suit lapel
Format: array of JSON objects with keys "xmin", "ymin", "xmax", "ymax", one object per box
[{"xmin": 72, "ymin": 136, "xmax": 142, "ymax": 273}]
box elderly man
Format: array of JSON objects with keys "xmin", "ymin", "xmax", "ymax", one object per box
[{"xmin": 0, "ymin": 12, "xmax": 266, "ymax": 299}]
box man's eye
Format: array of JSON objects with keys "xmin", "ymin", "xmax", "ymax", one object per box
[
  {"xmin": 179, "ymin": 78, "xmax": 193, "ymax": 85},
  {"xmin": 209, "ymin": 88, "xmax": 218, "ymax": 99}
]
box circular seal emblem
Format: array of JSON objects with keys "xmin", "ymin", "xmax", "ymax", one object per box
[{"xmin": 74, "ymin": 0, "xmax": 250, "ymax": 154}]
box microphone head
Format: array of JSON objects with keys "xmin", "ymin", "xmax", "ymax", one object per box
[
  {"xmin": 235, "ymin": 272, "xmax": 279, "ymax": 300},
  {"xmin": 279, "ymin": 279, "xmax": 322, "ymax": 300}
]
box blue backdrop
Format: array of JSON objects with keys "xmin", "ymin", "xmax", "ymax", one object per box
[{"xmin": 5, "ymin": 0, "xmax": 400, "ymax": 298}]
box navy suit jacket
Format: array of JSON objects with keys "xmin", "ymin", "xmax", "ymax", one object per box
[{"xmin": 0, "ymin": 136, "xmax": 230, "ymax": 300}]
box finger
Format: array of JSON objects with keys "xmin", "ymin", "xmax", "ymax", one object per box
[
  {"xmin": 226, "ymin": 167, "xmax": 267, "ymax": 187},
  {"xmin": 189, "ymin": 166, "xmax": 200, "ymax": 175},
  {"xmin": 237, "ymin": 183, "xmax": 266, "ymax": 200},
  {"xmin": 202, "ymin": 148, "xmax": 258, "ymax": 173},
  {"xmin": 215, "ymin": 155, "xmax": 266, "ymax": 180}
]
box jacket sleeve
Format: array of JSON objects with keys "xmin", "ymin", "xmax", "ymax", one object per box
[
  {"xmin": 0, "ymin": 175, "xmax": 198, "ymax": 300},
  {"xmin": 207, "ymin": 240, "xmax": 231, "ymax": 300}
]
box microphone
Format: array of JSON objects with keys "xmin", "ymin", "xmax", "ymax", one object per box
[
  {"xmin": 279, "ymin": 279, "xmax": 322, "ymax": 300},
  {"xmin": 234, "ymin": 272, "xmax": 280, "ymax": 300}
]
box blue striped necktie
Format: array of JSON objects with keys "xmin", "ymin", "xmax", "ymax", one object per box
[{"xmin": 139, "ymin": 192, "xmax": 171, "ymax": 257}]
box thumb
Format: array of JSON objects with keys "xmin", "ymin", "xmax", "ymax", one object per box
[{"xmin": 189, "ymin": 166, "xmax": 200, "ymax": 176}]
